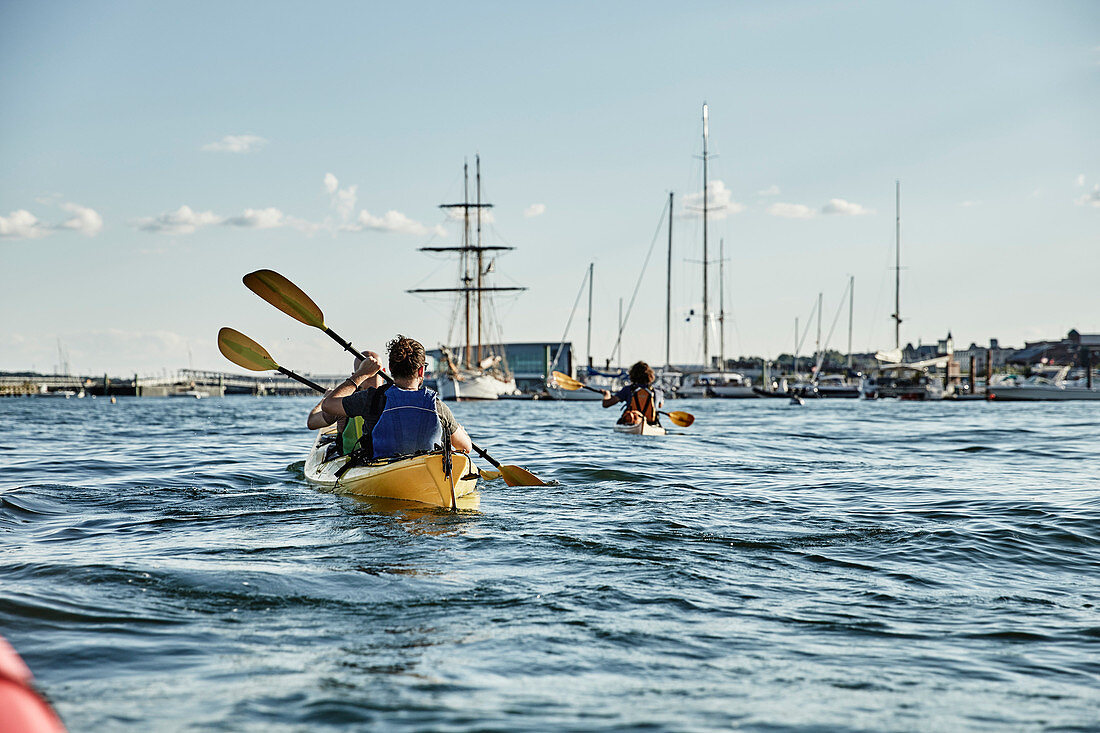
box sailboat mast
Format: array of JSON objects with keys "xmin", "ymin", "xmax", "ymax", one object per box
[
  {"xmin": 794, "ymin": 318, "xmax": 799, "ymax": 377},
  {"xmin": 666, "ymin": 192, "xmax": 673, "ymax": 369},
  {"xmin": 719, "ymin": 238, "xmax": 725, "ymax": 370},
  {"xmin": 894, "ymin": 180, "xmax": 901, "ymax": 350},
  {"xmin": 587, "ymin": 262, "xmax": 594, "ymax": 369},
  {"xmin": 463, "ymin": 162, "xmax": 471, "ymax": 368},
  {"xmin": 816, "ymin": 291, "xmax": 822, "ymax": 375},
  {"xmin": 617, "ymin": 297, "xmax": 624, "ymax": 367},
  {"xmin": 476, "ymin": 155, "xmax": 483, "ymax": 366},
  {"xmin": 701, "ymin": 103, "xmax": 710, "ymax": 369},
  {"xmin": 847, "ymin": 275, "xmax": 854, "ymax": 371}
]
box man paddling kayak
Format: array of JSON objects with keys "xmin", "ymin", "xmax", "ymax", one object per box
[
  {"xmin": 307, "ymin": 356, "xmax": 385, "ymax": 455},
  {"xmin": 602, "ymin": 361, "xmax": 664, "ymax": 427},
  {"xmin": 322, "ymin": 335, "xmax": 472, "ymax": 458}
]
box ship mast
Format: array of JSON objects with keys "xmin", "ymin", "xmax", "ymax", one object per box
[
  {"xmin": 847, "ymin": 275, "xmax": 854, "ymax": 372},
  {"xmin": 408, "ymin": 159, "xmax": 524, "ymax": 367},
  {"xmin": 719, "ymin": 238, "xmax": 725, "ymax": 371},
  {"xmin": 587, "ymin": 262, "xmax": 594, "ymax": 369},
  {"xmin": 463, "ymin": 163, "xmax": 471, "ymax": 366},
  {"xmin": 893, "ymin": 180, "xmax": 901, "ymax": 350},
  {"xmin": 666, "ymin": 191, "xmax": 673, "ymax": 369},
  {"xmin": 476, "ymin": 155, "xmax": 483, "ymax": 365},
  {"xmin": 701, "ymin": 103, "xmax": 710, "ymax": 370}
]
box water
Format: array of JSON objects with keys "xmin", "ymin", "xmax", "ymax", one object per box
[{"xmin": 2, "ymin": 396, "xmax": 1098, "ymax": 731}]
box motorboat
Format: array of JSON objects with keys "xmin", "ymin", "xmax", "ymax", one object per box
[
  {"xmin": 988, "ymin": 368, "xmax": 1100, "ymax": 401},
  {"xmin": 678, "ymin": 371, "xmax": 756, "ymax": 398},
  {"xmin": 861, "ymin": 364, "xmax": 944, "ymax": 400}
]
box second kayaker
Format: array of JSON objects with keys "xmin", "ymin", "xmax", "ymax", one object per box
[
  {"xmin": 602, "ymin": 360, "xmax": 663, "ymax": 426},
  {"xmin": 306, "ymin": 356, "xmax": 385, "ymax": 455},
  {"xmin": 321, "ymin": 335, "xmax": 472, "ymax": 458}
]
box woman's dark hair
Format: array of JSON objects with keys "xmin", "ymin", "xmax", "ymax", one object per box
[
  {"xmin": 629, "ymin": 361, "xmax": 655, "ymax": 386},
  {"xmin": 387, "ymin": 335, "xmax": 426, "ymax": 379}
]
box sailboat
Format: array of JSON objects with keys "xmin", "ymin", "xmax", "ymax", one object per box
[
  {"xmin": 860, "ymin": 181, "xmax": 944, "ymax": 400},
  {"xmin": 678, "ymin": 104, "xmax": 756, "ymax": 399},
  {"xmin": 545, "ymin": 263, "xmax": 620, "ymax": 401},
  {"xmin": 408, "ymin": 156, "xmax": 525, "ymax": 401}
]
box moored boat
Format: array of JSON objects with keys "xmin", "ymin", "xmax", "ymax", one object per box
[
  {"xmin": 988, "ymin": 369, "xmax": 1100, "ymax": 401},
  {"xmin": 409, "ymin": 157, "xmax": 526, "ymax": 402},
  {"xmin": 303, "ymin": 431, "xmax": 479, "ymax": 508}
]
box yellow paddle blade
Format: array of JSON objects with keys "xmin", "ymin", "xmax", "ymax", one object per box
[
  {"xmin": 665, "ymin": 410, "xmax": 695, "ymax": 428},
  {"xmin": 550, "ymin": 370, "xmax": 583, "ymax": 390},
  {"xmin": 479, "ymin": 468, "xmax": 502, "ymax": 481},
  {"xmin": 500, "ymin": 464, "xmax": 547, "ymax": 487},
  {"xmin": 243, "ymin": 269, "xmax": 326, "ymax": 330},
  {"xmin": 217, "ymin": 327, "xmax": 279, "ymax": 372}
]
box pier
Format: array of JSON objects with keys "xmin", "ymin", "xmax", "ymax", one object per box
[{"xmin": 0, "ymin": 369, "xmax": 347, "ymax": 398}]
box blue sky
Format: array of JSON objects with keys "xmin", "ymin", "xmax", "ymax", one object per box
[{"xmin": 2, "ymin": 1, "xmax": 1097, "ymax": 375}]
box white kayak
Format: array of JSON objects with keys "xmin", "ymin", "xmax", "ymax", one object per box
[{"xmin": 613, "ymin": 421, "xmax": 667, "ymax": 436}]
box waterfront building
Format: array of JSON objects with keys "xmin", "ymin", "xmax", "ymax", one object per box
[{"xmin": 427, "ymin": 342, "xmax": 573, "ymax": 394}]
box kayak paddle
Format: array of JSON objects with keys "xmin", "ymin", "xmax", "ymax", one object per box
[
  {"xmin": 217, "ymin": 327, "xmax": 327, "ymax": 392},
  {"xmin": 550, "ymin": 370, "xmax": 694, "ymax": 427},
  {"xmin": 243, "ymin": 269, "xmax": 365, "ymax": 359},
  {"xmin": 242, "ymin": 269, "xmax": 546, "ymax": 487}
]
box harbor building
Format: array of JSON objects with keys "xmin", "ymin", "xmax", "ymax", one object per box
[{"xmin": 427, "ymin": 342, "xmax": 573, "ymax": 394}]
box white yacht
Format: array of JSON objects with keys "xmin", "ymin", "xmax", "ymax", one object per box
[
  {"xmin": 988, "ymin": 368, "xmax": 1100, "ymax": 401},
  {"xmin": 678, "ymin": 371, "xmax": 755, "ymax": 398}
]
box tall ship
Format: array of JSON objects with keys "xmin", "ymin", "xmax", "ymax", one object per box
[{"xmin": 408, "ymin": 157, "xmax": 525, "ymax": 401}]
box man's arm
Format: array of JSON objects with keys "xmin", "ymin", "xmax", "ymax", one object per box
[
  {"xmin": 601, "ymin": 389, "xmax": 620, "ymax": 408},
  {"xmin": 307, "ymin": 389, "xmax": 337, "ymax": 429},
  {"xmin": 436, "ymin": 401, "xmax": 472, "ymax": 452},
  {"xmin": 321, "ymin": 351, "xmax": 382, "ymax": 417},
  {"xmin": 449, "ymin": 425, "xmax": 472, "ymax": 453}
]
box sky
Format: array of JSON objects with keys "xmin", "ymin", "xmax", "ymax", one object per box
[{"xmin": 2, "ymin": 0, "xmax": 1097, "ymax": 376}]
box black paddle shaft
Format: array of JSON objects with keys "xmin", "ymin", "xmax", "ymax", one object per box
[
  {"xmin": 325, "ymin": 327, "xmax": 366, "ymax": 362},
  {"xmin": 277, "ymin": 367, "xmax": 326, "ymax": 393}
]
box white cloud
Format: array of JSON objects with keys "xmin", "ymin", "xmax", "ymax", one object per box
[
  {"xmin": 348, "ymin": 209, "xmax": 447, "ymax": 237},
  {"xmin": 683, "ymin": 180, "xmax": 744, "ymax": 219},
  {"xmin": 0, "ymin": 209, "xmax": 50, "ymax": 238},
  {"xmin": 767, "ymin": 202, "xmax": 815, "ymax": 219},
  {"xmin": 822, "ymin": 198, "xmax": 873, "ymax": 216},
  {"xmin": 524, "ymin": 203, "xmax": 546, "ymax": 218},
  {"xmin": 201, "ymin": 134, "xmax": 268, "ymax": 153},
  {"xmin": 757, "ymin": 185, "xmax": 780, "ymax": 196},
  {"xmin": 57, "ymin": 203, "xmax": 103, "ymax": 236},
  {"xmin": 224, "ymin": 207, "xmax": 285, "ymax": 229},
  {"xmin": 1076, "ymin": 173, "xmax": 1086, "ymax": 186},
  {"xmin": 136, "ymin": 205, "xmax": 223, "ymax": 234},
  {"xmin": 1075, "ymin": 184, "xmax": 1100, "ymax": 208},
  {"xmin": 1, "ymin": 202, "xmax": 104, "ymax": 239},
  {"xmin": 323, "ymin": 173, "xmax": 358, "ymax": 221}
]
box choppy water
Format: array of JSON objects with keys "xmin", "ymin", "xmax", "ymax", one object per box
[{"xmin": 2, "ymin": 395, "xmax": 1098, "ymax": 731}]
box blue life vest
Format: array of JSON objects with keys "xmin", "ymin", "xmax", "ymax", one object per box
[{"xmin": 370, "ymin": 386, "xmax": 444, "ymax": 459}]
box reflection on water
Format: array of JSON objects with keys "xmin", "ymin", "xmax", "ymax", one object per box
[{"xmin": 1, "ymin": 396, "xmax": 1098, "ymax": 731}]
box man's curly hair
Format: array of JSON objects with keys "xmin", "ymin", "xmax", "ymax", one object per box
[{"xmin": 387, "ymin": 335, "xmax": 426, "ymax": 379}]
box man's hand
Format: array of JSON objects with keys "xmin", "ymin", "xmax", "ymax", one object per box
[{"xmin": 354, "ymin": 351, "xmax": 383, "ymax": 378}]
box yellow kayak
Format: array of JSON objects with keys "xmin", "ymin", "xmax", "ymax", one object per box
[
  {"xmin": 304, "ymin": 430, "xmax": 479, "ymax": 508},
  {"xmin": 613, "ymin": 421, "xmax": 667, "ymax": 436}
]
